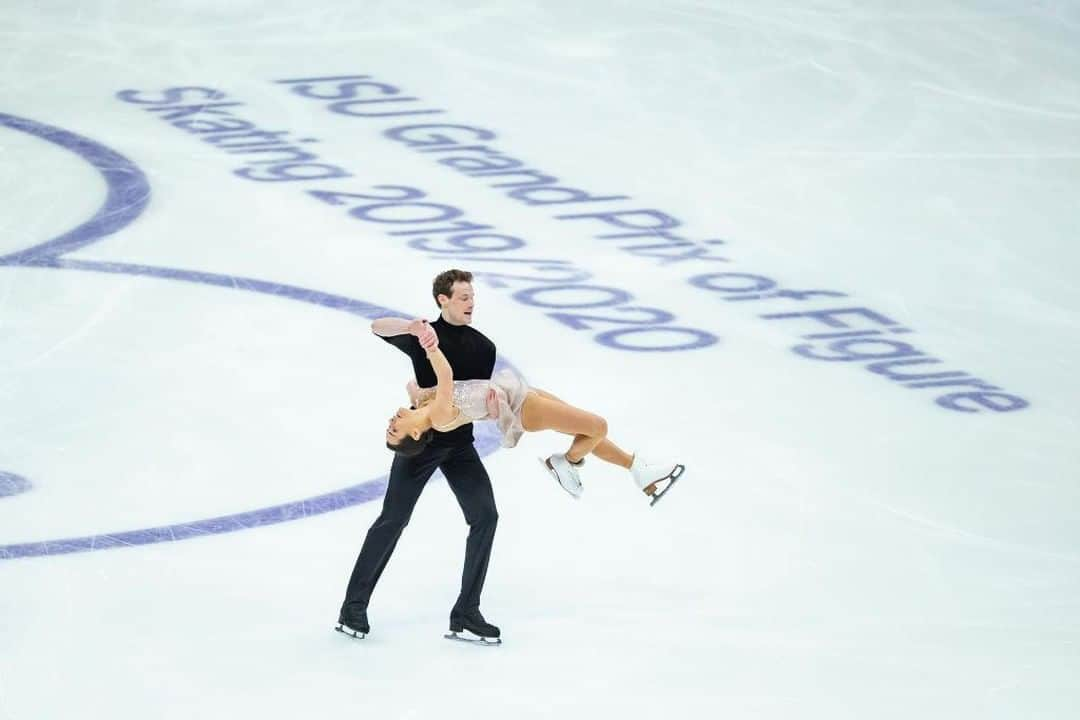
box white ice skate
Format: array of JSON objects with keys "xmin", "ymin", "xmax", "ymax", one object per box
[
  {"xmin": 630, "ymin": 454, "xmax": 685, "ymax": 506},
  {"xmin": 541, "ymin": 453, "xmax": 584, "ymax": 499}
]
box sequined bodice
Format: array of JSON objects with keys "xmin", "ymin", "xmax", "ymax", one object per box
[
  {"xmin": 448, "ymin": 380, "xmax": 492, "ymax": 423},
  {"xmin": 416, "ymin": 379, "xmax": 492, "ymax": 432},
  {"xmin": 415, "ymin": 369, "xmax": 530, "ymax": 447}
]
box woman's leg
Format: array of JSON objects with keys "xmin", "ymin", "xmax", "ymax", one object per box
[
  {"xmin": 521, "ymin": 392, "xmax": 607, "ymax": 463},
  {"xmin": 591, "ymin": 438, "xmax": 633, "ymax": 469},
  {"xmin": 528, "ymin": 388, "xmax": 633, "ymax": 467},
  {"xmin": 527, "ymin": 390, "xmax": 678, "ymax": 499}
]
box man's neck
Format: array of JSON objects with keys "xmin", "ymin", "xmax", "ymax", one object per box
[{"xmin": 440, "ymin": 311, "xmax": 466, "ymax": 327}]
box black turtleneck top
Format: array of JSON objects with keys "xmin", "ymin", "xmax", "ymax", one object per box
[{"xmin": 381, "ymin": 316, "xmax": 497, "ymax": 446}]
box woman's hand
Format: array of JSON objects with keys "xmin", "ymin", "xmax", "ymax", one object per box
[
  {"xmin": 408, "ymin": 319, "xmax": 439, "ymax": 350},
  {"xmin": 420, "ymin": 327, "xmax": 439, "ymax": 351},
  {"xmin": 406, "ymin": 379, "xmax": 421, "ymax": 406},
  {"xmin": 485, "ymin": 388, "xmax": 501, "ymax": 419}
]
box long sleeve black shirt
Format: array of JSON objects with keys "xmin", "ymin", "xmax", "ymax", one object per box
[{"xmin": 381, "ymin": 316, "xmax": 497, "ymax": 446}]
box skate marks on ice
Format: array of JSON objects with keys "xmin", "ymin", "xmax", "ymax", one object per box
[{"xmin": 0, "ymin": 112, "xmax": 517, "ymax": 560}]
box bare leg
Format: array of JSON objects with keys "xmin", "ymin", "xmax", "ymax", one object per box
[
  {"xmin": 521, "ymin": 390, "xmax": 636, "ymax": 469},
  {"xmin": 528, "ymin": 389, "xmax": 669, "ymax": 498},
  {"xmin": 528, "ymin": 388, "xmax": 633, "ymax": 467},
  {"xmin": 592, "ymin": 438, "xmax": 633, "ymax": 469},
  {"xmin": 521, "ymin": 392, "xmax": 607, "ymax": 463},
  {"xmin": 530, "ymin": 388, "xmax": 565, "ymax": 403}
]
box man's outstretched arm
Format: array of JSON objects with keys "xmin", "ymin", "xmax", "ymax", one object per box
[
  {"xmin": 373, "ymin": 317, "xmax": 440, "ymax": 386},
  {"xmin": 372, "ymin": 317, "xmax": 430, "ymax": 338}
]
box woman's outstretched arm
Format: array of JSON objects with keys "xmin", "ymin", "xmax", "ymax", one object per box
[{"xmin": 424, "ymin": 345, "xmax": 457, "ymax": 427}]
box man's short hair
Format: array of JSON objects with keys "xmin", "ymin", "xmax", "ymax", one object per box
[{"xmin": 432, "ymin": 269, "xmax": 473, "ymax": 308}]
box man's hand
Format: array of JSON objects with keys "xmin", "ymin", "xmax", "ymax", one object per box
[
  {"xmin": 407, "ymin": 319, "xmax": 439, "ymax": 351},
  {"xmin": 407, "ymin": 319, "xmax": 428, "ymax": 337},
  {"xmin": 485, "ymin": 388, "xmax": 501, "ymax": 419},
  {"xmin": 418, "ymin": 325, "xmax": 439, "ymax": 351}
]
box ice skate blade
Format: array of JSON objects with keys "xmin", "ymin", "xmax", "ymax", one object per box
[
  {"xmin": 444, "ymin": 631, "xmax": 502, "ymax": 646},
  {"xmin": 538, "ymin": 457, "xmax": 581, "ymax": 500},
  {"xmin": 648, "ymin": 464, "xmax": 686, "ymax": 507},
  {"xmin": 335, "ymin": 624, "xmax": 367, "ymax": 640}
]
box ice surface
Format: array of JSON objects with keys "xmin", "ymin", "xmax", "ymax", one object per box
[{"xmin": 1, "ymin": 2, "xmax": 1078, "ymax": 719}]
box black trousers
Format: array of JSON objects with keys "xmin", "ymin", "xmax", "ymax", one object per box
[{"xmin": 341, "ymin": 441, "xmax": 498, "ymax": 617}]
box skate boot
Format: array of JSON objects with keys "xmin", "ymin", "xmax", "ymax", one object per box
[
  {"xmin": 630, "ymin": 454, "xmax": 686, "ymax": 507},
  {"xmin": 335, "ymin": 606, "xmax": 370, "ymax": 639},
  {"xmin": 540, "ymin": 453, "xmax": 584, "ymax": 499},
  {"xmin": 445, "ymin": 609, "xmax": 502, "ymax": 646}
]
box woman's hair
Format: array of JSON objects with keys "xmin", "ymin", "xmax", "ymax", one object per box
[{"xmin": 387, "ymin": 428, "xmax": 435, "ymax": 457}]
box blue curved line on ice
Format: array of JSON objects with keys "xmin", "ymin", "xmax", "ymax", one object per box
[
  {"xmin": 0, "ymin": 424, "xmax": 502, "ymax": 560},
  {"xmin": 0, "ymin": 114, "xmax": 507, "ymax": 560},
  {"xmin": 0, "ymin": 473, "xmax": 33, "ymax": 498},
  {"xmin": 0, "ymin": 112, "xmax": 151, "ymax": 265}
]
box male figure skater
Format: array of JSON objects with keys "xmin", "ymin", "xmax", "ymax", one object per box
[{"xmin": 337, "ymin": 269, "xmax": 502, "ymax": 645}]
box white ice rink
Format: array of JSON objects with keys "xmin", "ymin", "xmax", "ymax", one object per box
[{"xmin": 2, "ymin": 1, "xmax": 1078, "ymax": 718}]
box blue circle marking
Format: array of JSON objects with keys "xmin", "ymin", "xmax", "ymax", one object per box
[
  {"xmin": 0, "ymin": 112, "xmax": 505, "ymax": 560},
  {"xmin": 0, "ymin": 473, "xmax": 32, "ymax": 498},
  {"xmin": 0, "ymin": 113, "xmax": 150, "ymax": 265}
]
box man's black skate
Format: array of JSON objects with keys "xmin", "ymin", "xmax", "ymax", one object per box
[
  {"xmin": 335, "ymin": 607, "xmax": 369, "ymax": 640},
  {"xmin": 445, "ymin": 610, "xmax": 501, "ymax": 646}
]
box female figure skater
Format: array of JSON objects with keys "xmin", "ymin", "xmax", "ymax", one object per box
[{"xmin": 385, "ymin": 320, "xmax": 685, "ymax": 505}]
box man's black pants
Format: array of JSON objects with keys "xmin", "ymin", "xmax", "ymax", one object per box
[{"xmin": 341, "ymin": 441, "xmax": 498, "ymax": 617}]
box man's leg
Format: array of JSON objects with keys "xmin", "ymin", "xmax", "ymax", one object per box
[
  {"xmin": 440, "ymin": 443, "xmax": 498, "ymax": 617},
  {"xmin": 340, "ymin": 446, "xmax": 445, "ymax": 618}
]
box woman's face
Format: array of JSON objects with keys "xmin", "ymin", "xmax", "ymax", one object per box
[{"xmin": 385, "ymin": 406, "xmax": 424, "ymax": 445}]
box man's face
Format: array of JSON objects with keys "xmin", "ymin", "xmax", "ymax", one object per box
[{"xmin": 439, "ymin": 281, "xmax": 475, "ymax": 325}]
